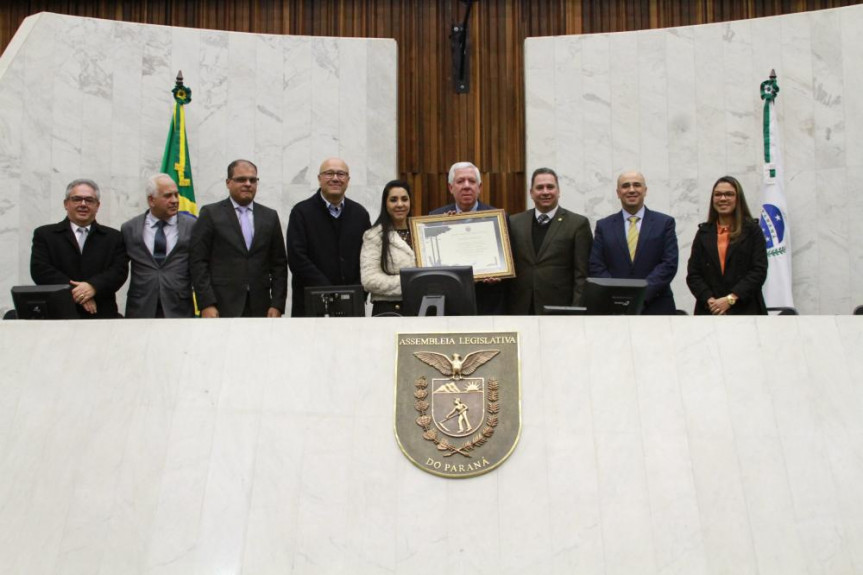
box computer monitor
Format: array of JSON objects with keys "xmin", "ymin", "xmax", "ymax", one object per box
[
  {"xmin": 11, "ymin": 284, "xmax": 79, "ymax": 319},
  {"xmin": 400, "ymin": 266, "xmax": 477, "ymax": 316},
  {"xmin": 581, "ymin": 277, "xmax": 647, "ymax": 315},
  {"xmin": 303, "ymin": 285, "xmax": 366, "ymax": 317}
]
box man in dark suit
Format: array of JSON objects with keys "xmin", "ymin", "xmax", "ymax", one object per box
[
  {"xmin": 121, "ymin": 174, "xmax": 196, "ymax": 318},
  {"xmin": 30, "ymin": 178, "xmax": 128, "ymax": 318},
  {"xmin": 589, "ymin": 170, "xmax": 678, "ymax": 314},
  {"xmin": 190, "ymin": 159, "xmax": 288, "ymax": 318},
  {"xmin": 286, "ymin": 157, "xmax": 371, "ymax": 317},
  {"xmin": 430, "ymin": 161, "xmax": 507, "ymax": 315},
  {"xmin": 508, "ymin": 167, "xmax": 592, "ymax": 314}
]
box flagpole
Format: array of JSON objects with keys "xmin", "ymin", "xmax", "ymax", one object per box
[{"xmin": 759, "ymin": 69, "xmax": 795, "ymax": 309}]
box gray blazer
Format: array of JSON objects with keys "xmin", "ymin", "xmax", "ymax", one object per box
[{"xmin": 121, "ymin": 211, "xmax": 196, "ymax": 318}]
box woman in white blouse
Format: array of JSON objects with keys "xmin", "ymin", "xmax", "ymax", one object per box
[{"xmin": 360, "ymin": 180, "xmax": 415, "ymax": 316}]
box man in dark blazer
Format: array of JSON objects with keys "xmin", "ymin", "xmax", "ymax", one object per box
[
  {"xmin": 508, "ymin": 167, "xmax": 592, "ymax": 314},
  {"xmin": 589, "ymin": 170, "xmax": 679, "ymax": 315},
  {"xmin": 430, "ymin": 161, "xmax": 507, "ymax": 315},
  {"xmin": 30, "ymin": 178, "xmax": 128, "ymax": 318},
  {"xmin": 121, "ymin": 174, "xmax": 196, "ymax": 318},
  {"xmin": 190, "ymin": 159, "xmax": 288, "ymax": 318},
  {"xmin": 286, "ymin": 157, "xmax": 371, "ymax": 317}
]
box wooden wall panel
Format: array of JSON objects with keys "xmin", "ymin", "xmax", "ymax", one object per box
[{"xmin": 1, "ymin": 0, "xmax": 860, "ymax": 215}]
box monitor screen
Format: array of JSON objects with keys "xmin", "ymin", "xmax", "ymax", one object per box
[
  {"xmin": 581, "ymin": 277, "xmax": 647, "ymax": 315},
  {"xmin": 11, "ymin": 284, "xmax": 79, "ymax": 319},
  {"xmin": 303, "ymin": 285, "xmax": 366, "ymax": 317},
  {"xmin": 400, "ymin": 266, "xmax": 477, "ymax": 316}
]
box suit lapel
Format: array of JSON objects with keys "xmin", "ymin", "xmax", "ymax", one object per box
[
  {"xmin": 518, "ymin": 210, "xmax": 537, "ymax": 263},
  {"xmin": 703, "ymin": 225, "xmax": 721, "ymax": 271},
  {"xmin": 222, "ymin": 199, "xmax": 248, "ymax": 253},
  {"xmin": 612, "ymin": 211, "xmax": 631, "ymax": 265},
  {"xmin": 633, "ymin": 209, "xmax": 655, "ymax": 266},
  {"xmin": 134, "ymin": 213, "xmax": 160, "ymax": 267},
  {"xmin": 58, "ymin": 220, "xmax": 82, "ymax": 254}
]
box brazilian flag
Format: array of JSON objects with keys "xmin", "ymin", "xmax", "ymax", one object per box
[{"xmin": 160, "ymin": 73, "xmax": 197, "ymax": 217}]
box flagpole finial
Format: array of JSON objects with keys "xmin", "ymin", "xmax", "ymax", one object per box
[
  {"xmin": 770, "ymin": 69, "xmax": 777, "ymax": 80},
  {"xmin": 175, "ymin": 71, "xmax": 184, "ymax": 86}
]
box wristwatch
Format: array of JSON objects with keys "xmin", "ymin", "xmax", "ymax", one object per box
[{"xmin": 726, "ymin": 294, "xmax": 737, "ymax": 306}]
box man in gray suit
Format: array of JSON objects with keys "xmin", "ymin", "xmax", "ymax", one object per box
[
  {"xmin": 121, "ymin": 174, "xmax": 196, "ymax": 318},
  {"xmin": 191, "ymin": 159, "xmax": 288, "ymax": 318},
  {"xmin": 508, "ymin": 167, "xmax": 593, "ymax": 314}
]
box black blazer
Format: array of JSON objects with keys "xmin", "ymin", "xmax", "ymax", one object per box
[
  {"xmin": 30, "ymin": 218, "xmax": 128, "ymax": 318},
  {"xmin": 286, "ymin": 191, "xmax": 371, "ymax": 317},
  {"xmin": 589, "ymin": 207, "xmax": 678, "ymax": 315},
  {"xmin": 190, "ymin": 198, "xmax": 288, "ymax": 317},
  {"xmin": 686, "ymin": 218, "xmax": 767, "ymax": 315}
]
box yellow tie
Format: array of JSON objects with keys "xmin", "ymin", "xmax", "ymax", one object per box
[{"xmin": 627, "ymin": 216, "xmax": 639, "ymax": 260}]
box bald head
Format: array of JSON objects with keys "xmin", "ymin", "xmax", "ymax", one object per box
[
  {"xmin": 616, "ymin": 170, "xmax": 647, "ymax": 214},
  {"xmin": 317, "ymin": 157, "xmax": 351, "ymax": 204}
]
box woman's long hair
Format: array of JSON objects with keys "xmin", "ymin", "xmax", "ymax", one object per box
[
  {"xmin": 373, "ymin": 180, "xmax": 412, "ymax": 275},
  {"xmin": 707, "ymin": 175, "xmax": 753, "ymax": 243}
]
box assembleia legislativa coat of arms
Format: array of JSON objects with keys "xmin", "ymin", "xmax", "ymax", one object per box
[{"xmin": 394, "ymin": 332, "xmax": 521, "ymax": 478}]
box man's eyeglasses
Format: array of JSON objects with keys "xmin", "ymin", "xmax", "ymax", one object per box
[
  {"xmin": 320, "ymin": 170, "xmax": 349, "ymax": 179},
  {"xmin": 67, "ymin": 196, "xmax": 98, "ymax": 205},
  {"xmin": 230, "ymin": 177, "xmax": 259, "ymax": 184}
]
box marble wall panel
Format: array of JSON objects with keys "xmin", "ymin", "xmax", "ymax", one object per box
[
  {"xmin": 0, "ymin": 316, "xmax": 860, "ymax": 573},
  {"xmin": 0, "ymin": 13, "xmax": 397, "ymax": 315},
  {"xmin": 526, "ymin": 5, "xmax": 863, "ymax": 314}
]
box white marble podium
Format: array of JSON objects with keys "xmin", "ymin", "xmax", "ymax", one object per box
[{"xmin": 1, "ymin": 316, "xmax": 861, "ymax": 574}]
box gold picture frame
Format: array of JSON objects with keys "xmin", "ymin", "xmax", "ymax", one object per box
[{"xmin": 409, "ymin": 209, "xmax": 515, "ymax": 280}]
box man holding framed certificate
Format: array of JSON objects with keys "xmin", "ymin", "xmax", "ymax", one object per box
[{"xmin": 427, "ymin": 161, "xmax": 510, "ymax": 315}]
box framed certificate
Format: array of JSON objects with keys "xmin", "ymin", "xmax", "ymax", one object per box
[{"xmin": 409, "ymin": 209, "xmax": 515, "ymax": 279}]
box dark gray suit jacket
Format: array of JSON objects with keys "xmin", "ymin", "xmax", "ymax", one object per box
[
  {"xmin": 508, "ymin": 207, "xmax": 592, "ymax": 315},
  {"xmin": 121, "ymin": 211, "xmax": 196, "ymax": 318},
  {"xmin": 190, "ymin": 198, "xmax": 288, "ymax": 317}
]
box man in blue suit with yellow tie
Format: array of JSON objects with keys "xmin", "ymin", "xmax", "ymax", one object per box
[{"xmin": 589, "ymin": 171, "xmax": 679, "ymax": 315}]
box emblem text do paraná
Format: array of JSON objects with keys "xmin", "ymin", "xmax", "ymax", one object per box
[{"xmin": 394, "ymin": 332, "xmax": 521, "ymax": 478}]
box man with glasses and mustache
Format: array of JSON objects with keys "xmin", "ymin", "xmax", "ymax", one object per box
[
  {"xmin": 30, "ymin": 178, "xmax": 128, "ymax": 318},
  {"xmin": 286, "ymin": 157, "xmax": 371, "ymax": 316},
  {"xmin": 190, "ymin": 159, "xmax": 288, "ymax": 318}
]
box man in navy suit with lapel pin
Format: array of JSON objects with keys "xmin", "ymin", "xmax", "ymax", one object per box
[
  {"xmin": 508, "ymin": 167, "xmax": 592, "ymax": 314},
  {"xmin": 589, "ymin": 170, "xmax": 679, "ymax": 315},
  {"xmin": 30, "ymin": 178, "xmax": 128, "ymax": 318},
  {"xmin": 190, "ymin": 159, "xmax": 288, "ymax": 318},
  {"xmin": 121, "ymin": 174, "xmax": 196, "ymax": 318}
]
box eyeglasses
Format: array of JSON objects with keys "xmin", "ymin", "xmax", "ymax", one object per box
[
  {"xmin": 67, "ymin": 196, "xmax": 98, "ymax": 205},
  {"xmin": 230, "ymin": 177, "xmax": 259, "ymax": 184},
  {"xmin": 320, "ymin": 170, "xmax": 349, "ymax": 179},
  {"xmin": 713, "ymin": 192, "xmax": 736, "ymax": 199}
]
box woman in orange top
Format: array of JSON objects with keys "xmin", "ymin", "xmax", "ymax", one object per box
[{"xmin": 686, "ymin": 176, "xmax": 768, "ymax": 315}]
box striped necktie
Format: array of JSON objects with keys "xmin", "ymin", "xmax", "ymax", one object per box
[{"xmin": 627, "ymin": 216, "xmax": 639, "ymax": 260}]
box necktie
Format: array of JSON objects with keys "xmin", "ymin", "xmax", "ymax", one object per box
[
  {"xmin": 537, "ymin": 213, "xmax": 550, "ymax": 226},
  {"xmin": 238, "ymin": 206, "xmax": 253, "ymax": 250},
  {"xmin": 328, "ymin": 204, "xmax": 342, "ymax": 219},
  {"xmin": 153, "ymin": 220, "xmax": 167, "ymax": 266},
  {"xmin": 627, "ymin": 216, "xmax": 639, "ymax": 260},
  {"xmin": 76, "ymin": 227, "xmax": 88, "ymax": 252}
]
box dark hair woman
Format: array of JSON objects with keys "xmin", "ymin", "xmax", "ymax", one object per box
[
  {"xmin": 686, "ymin": 175, "xmax": 768, "ymax": 315},
  {"xmin": 360, "ymin": 180, "xmax": 415, "ymax": 316}
]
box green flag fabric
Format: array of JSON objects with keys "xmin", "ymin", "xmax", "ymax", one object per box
[{"xmin": 160, "ymin": 78, "xmax": 197, "ymax": 217}]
